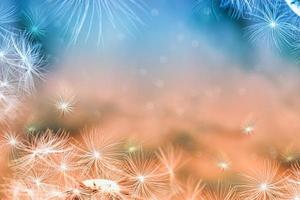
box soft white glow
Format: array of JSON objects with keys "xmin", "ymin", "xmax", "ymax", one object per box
[
  {"xmin": 218, "ymin": 161, "xmax": 229, "ymax": 170},
  {"xmin": 137, "ymin": 175, "xmax": 145, "ymax": 183},
  {"xmin": 93, "ymin": 150, "xmax": 101, "ymax": 159},
  {"xmin": 269, "ymin": 21, "xmax": 277, "ymax": 28},
  {"xmin": 59, "ymin": 163, "xmax": 68, "ymax": 172},
  {"xmin": 259, "ymin": 183, "xmax": 268, "ymax": 191}
]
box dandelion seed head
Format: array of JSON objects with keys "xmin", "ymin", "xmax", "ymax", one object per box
[
  {"xmin": 23, "ymin": 7, "xmax": 48, "ymax": 38},
  {"xmin": 245, "ymin": 1, "xmax": 300, "ymax": 50},
  {"xmin": 124, "ymin": 150, "xmax": 171, "ymax": 199},
  {"xmin": 12, "ymin": 130, "xmax": 71, "ymax": 170},
  {"xmin": 56, "ymin": 100, "xmax": 72, "ymax": 114},
  {"xmin": 1, "ymin": 132, "xmax": 20, "ymax": 154},
  {"xmin": 239, "ymin": 161, "xmax": 287, "ymax": 199},
  {"xmin": 82, "ymin": 179, "xmax": 121, "ymax": 194},
  {"xmin": 76, "ymin": 128, "xmax": 123, "ymax": 176},
  {"xmin": 0, "ymin": 33, "xmax": 46, "ymax": 94},
  {"xmin": 55, "ymin": 93, "xmax": 75, "ymax": 116}
]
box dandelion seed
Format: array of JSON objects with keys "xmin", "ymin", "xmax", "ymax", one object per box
[
  {"xmin": 284, "ymin": 177, "xmax": 300, "ymax": 200},
  {"xmin": 1, "ymin": 132, "xmax": 19, "ymax": 147},
  {"xmin": 76, "ymin": 128, "xmax": 123, "ymax": 176},
  {"xmin": 55, "ymin": 95, "xmax": 75, "ymax": 116},
  {"xmin": 0, "ymin": 33, "xmax": 46, "ymax": 94},
  {"xmin": 12, "ymin": 130, "xmax": 71, "ymax": 172},
  {"xmin": 82, "ymin": 179, "xmax": 121, "ymax": 194},
  {"xmin": 0, "ymin": 132, "xmax": 20, "ymax": 156},
  {"xmin": 11, "ymin": 33, "xmax": 46, "ymax": 93},
  {"xmin": 48, "ymin": 0, "xmax": 147, "ymax": 46},
  {"xmin": 156, "ymin": 145, "xmax": 185, "ymax": 194},
  {"xmin": 0, "ymin": 4, "xmax": 17, "ymax": 38},
  {"xmin": 245, "ymin": 1, "xmax": 300, "ymax": 50},
  {"xmin": 173, "ymin": 178, "xmax": 204, "ymax": 200},
  {"xmin": 239, "ymin": 160, "xmax": 288, "ymax": 199},
  {"xmin": 123, "ymin": 150, "xmax": 170, "ymax": 199},
  {"xmin": 23, "ymin": 7, "xmax": 48, "ymax": 38},
  {"xmin": 204, "ymin": 181, "xmax": 237, "ymax": 200}
]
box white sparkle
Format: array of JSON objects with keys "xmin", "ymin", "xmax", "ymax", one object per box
[
  {"xmin": 93, "ymin": 150, "xmax": 101, "ymax": 159},
  {"xmin": 259, "ymin": 183, "xmax": 268, "ymax": 191},
  {"xmin": 137, "ymin": 175, "xmax": 145, "ymax": 183},
  {"xmin": 269, "ymin": 21, "xmax": 277, "ymax": 28}
]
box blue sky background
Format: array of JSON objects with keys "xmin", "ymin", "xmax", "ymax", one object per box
[{"xmin": 5, "ymin": 0, "xmax": 295, "ymax": 71}]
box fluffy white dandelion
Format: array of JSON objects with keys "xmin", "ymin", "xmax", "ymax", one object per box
[
  {"xmin": 0, "ymin": 131, "xmax": 20, "ymax": 151},
  {"xmin": 156, "ymin": 145, "xmax": 185, "ymax": 195},
  {"xmin": 45, "ymin": 150, "xmax": 80, "ymax": 187},
  {"xmin": 156, "ymin": 146, "xmax": 185, "ymax": 179},
  {"xmin": 245, "ymin": 1, "xmax": 300, "ymax": 50},
  {"xmin": 75, "ymin": 128, "xmax": 124, "ymax": 176},
  {"xmin": 12, "ymin": 130, "xmax": 71, "ymax": 172},
  {"xmin": 123, "ymin": 150, "xmax": 170, "ymax": 199},
  {"xmin": 0, "ymin": 33, "xmax": 46, "ymax": 94},
  {"xmin": 239, "ymin": 161, "xmax": 288, "ymax": 200},
  {"xmin": 47, "ymin": 0, "xmax": 147, "ymax": 46},
  {"xmin": 55, "ymin": 93, "xmax": 76, "ymax": 116},
  {"xmin": 0, "ymin": 38, "xmax": 19, "ymax": 123},
  {"xmin": 284, "ymin": 181, "xmax": 300, "ymax": 200},
  {"xmin": 10, "ymin": 33, "xmax": 46, "ymax": 93}
]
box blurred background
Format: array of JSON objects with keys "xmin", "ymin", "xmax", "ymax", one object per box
[{"xmin": 2, "ymin": 0, "xmax": 300, "ymax": 183}]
